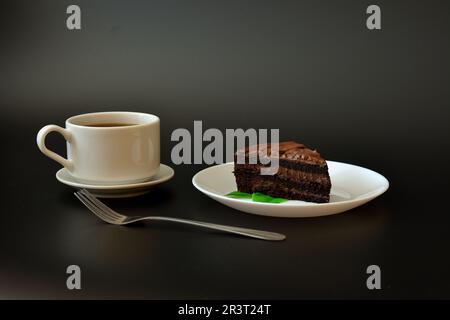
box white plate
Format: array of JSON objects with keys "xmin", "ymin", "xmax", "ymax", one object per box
[
  {"xmin": 56, "ymin": 164, "xmax": 174, "ymax": 198},
  {"xmin": 192, "ymin": 161, "xmax": 389, "ymax": 218}
]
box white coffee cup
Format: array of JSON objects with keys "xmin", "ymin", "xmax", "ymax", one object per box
[{"xmin": 37, "ymin": 111, "xmax": 160, "ymax": 185}]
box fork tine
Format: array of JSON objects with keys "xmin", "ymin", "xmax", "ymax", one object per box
[
  {"xmin": 76, "ymin": 191, "xmax": 124, "ymax": 223},
  {"xmin": 75, "ymin": 191, "xmax": 113, "ymax": 220},
  {"xmin": 81, "ymin": 194, "xmax": 123, "ymax": 221},
  {"xmin": 74, "ymin": 192, "xmax": 115, "ymax": 223},
  {"xmin": 80, "ymin": 189, "xmax": 124, "ymax": 220},
  {"xmin": 74, "ymin": 192, "xmax": 110, "ymax": 221}
]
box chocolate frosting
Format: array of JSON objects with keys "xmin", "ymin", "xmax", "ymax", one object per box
[{"xmin": 236, "ymin": 141, "xmax": 326, "ymax": 166}]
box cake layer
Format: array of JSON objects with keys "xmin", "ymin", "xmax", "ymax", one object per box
[
  {"xmin": 235, "ymin": 174, "xmax": 331, "ymax": 197},
  {"xmin": 235, "ymin": 158, "xmax": 329, "ymax": 175},
  {"xmin": 234, "ymin": 165, "xmax": 331, "ymax": 189},
  {"xmin": 278, "ymin": 159, "xmax": 328, "ymax": 174},
  {"xmin": 235, "ymin": 175, "xmax": 330, "ymax": 203}
]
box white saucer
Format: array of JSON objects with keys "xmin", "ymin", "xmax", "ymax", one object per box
[
  {"xmin": 56, "ymin": 164, "xmax": 174, "ymax": 198},
  {"xmin": 192, "ymin": 161, "xmax": 389, "ymax": 218}
]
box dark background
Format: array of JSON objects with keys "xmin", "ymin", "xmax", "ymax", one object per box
[{"xmin": 1, "ymin": 0, "xmax": 449, "ymax": 299}]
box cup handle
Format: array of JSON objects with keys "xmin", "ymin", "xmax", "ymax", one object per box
[{"xmin": 37, "ymin": 125, "xmax": 73, "ymax": 170}]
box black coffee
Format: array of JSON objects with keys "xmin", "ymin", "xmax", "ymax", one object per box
[{"xmin": 85, "ymin": 122, "xmax": 137, "ymax": 127}]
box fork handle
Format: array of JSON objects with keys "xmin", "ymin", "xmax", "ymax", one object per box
[{"xmin": 141, "ymin": 216, "xmax": 286, "ymax": 241}]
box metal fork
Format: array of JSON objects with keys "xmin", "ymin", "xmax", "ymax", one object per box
[{"xmin": 74, "ymin": 189, "xmax": 286, "ymax": 241}]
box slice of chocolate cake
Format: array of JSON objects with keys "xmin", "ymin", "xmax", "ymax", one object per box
[{"xmin": 234, "ymin": 141, "xmax": 331, "ymax": 203}]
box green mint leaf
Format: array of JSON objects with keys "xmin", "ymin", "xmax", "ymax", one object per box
[
  {"xmin": 252, "ymin": 192, "xmax": 274, "ymax": 202},
  {"xmin": 225, "ymin": 191, "xmax": 252, "ymax": 199},
  {"xmin": 269, "ymin": 197, "xmax": 288, "ymax": 203},
  {"xmin": 226, "ymin": 191, "xmax": 288, "ymax": 203},
  {"xmin": 252, "ymin": 192, "xmax": 288, "ymax": 203}
]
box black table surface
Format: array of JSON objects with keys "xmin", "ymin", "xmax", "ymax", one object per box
[{"xmin": 1, "ymin": 0, "xmax": 450, "ymax": 299}]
